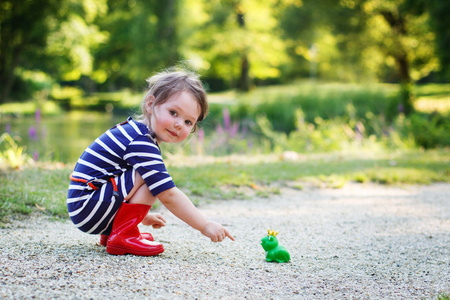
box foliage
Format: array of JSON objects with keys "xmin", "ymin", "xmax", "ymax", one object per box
[
  {"xmin": 0, "ymin": 0, "xmax": 108, "ymax": 102},
  {"xmin": 0, "ymin": 165, "xmax": 70, "ymax": 223},
  {"xmin": 200, "ymin": 82, "xmax": 447, "ymax": 152},
  {"xmin": 2, "ymin": 0, "xmax": 449, "ymax": 103},
  {"xmin": 94, "ymin": 0, "xmax": 180, "ymax": 89},
  {"xmin": 437, "ymin": 293, "xmax": 450, "ymax": 300},
  {"xmin": 181, "ymin": 0, "xmax": 288, "ymax": 90},
  {"xmin": 0, "ymin": 0, "xmax": 57, "ymax": 102},
  {"xmin": 0, "ymin": 133, "xmax": 32, "ymax": 170},
  {"xmin": 407, "ymin": 112, "xmax": 450, "ymax": 148},
  {"xmin": 45, "ymin": 2, "xmax": 108, "ymax": 82},
  {"xmin": 1, "ymin": 149, "xmax": 448, "ymax": 222},
  {"xmin": 277, "ymin": 0, "xmax": 438, "ymax": 85},
  {"xmin": 1, "ymin": 80, "xmax": 448, "ymax": 221},
  {"xmin": 1, "ymin": 82, "xmax": 448, "ymax": 163},
  {"xmin": 427, "ymin": 0, "xmax": 450, "ymax": 81}
]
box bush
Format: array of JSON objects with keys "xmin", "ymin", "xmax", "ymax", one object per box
[
  {"xmin": 408, "ymin": 113, "xmax": 450, "ymax": 148},
  {"xmin": 239, "ymin": 83, "xmax": 396, "ymax": 133},
  {"xmin": 0, "ymin": 133, "xmax": 33, "ymax": 170}
]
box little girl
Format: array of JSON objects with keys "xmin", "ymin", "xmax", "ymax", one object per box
[{"xmin": 67, "ymin": 68, "xmax": 234, "ymax": 256}]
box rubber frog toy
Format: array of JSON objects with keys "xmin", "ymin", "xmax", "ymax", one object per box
[{"xmin": 261, "ymin": 229, "xmax": 290, "ymax": 263}]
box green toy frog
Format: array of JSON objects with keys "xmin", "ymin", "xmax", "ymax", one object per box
[{"xmin": 261, "ymin": 229, "xmax": 290, "ymax": 263}]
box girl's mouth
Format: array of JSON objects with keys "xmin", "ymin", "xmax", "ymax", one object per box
[{"xmin": 167, "ymin": 129, "xmax": 178, "ymax": 137}]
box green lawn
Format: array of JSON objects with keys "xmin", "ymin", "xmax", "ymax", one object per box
[
  {"xmin": 1, "ymin": 82, "xmax": 449, "ymax": 224},
  {"xmin": 1, "ymin": 149, "xmax": 448, "ymax": 224}
]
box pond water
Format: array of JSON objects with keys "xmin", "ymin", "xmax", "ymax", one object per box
[
  {"xmin": 1, "ymin": 109, "xmax": 259, "ymax": 163},
  {"xmin": 1, "ymin": 111, "xmax": 128, "ymax": 163}
]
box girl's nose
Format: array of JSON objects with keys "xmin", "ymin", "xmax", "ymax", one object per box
[{"xmin": 174, "ymin": 120, "xmax": 182, "ymax": 129}]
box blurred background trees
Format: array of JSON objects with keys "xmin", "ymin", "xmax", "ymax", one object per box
[
  {"xmin": 1, "ymin": 0, "xmax": 449, "ymax": 164},
  {"xmin": 1, "ymin": 0, "xmax": 449, "ymax": 108}
]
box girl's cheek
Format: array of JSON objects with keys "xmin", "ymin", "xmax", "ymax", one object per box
[{"xmin": 183, "ymin": 129, "xmax": 191, "ymax": 139}]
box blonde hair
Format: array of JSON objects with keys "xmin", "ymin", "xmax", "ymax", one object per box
[{"xmin": 139, "ymin": 68, "xmax": 208, "ymax": 132}]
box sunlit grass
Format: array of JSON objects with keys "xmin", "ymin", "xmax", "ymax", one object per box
[
  {"xmin": 1, "ymin": 82, "xmax": 449, "ymax": 223},
  {"xmin": 1, "ymin": 149, "xmax": 448, "ymax": 223},
  {"xmin": 415, "ymin": 83, "xmax": 450, "ymax": 97},
  {"xmin": 414, "ymin": 97, "xmax": 450, "ymax": 114},
  {"xmin": 2, "ymin": 81, "xmax": 448, "ymax": 118},
  {"xmin": 414, "ymin": 83, "xmax": 450, "ymax": 114},
  {"xmin": 236, "ymin": 81, "xmax": 398, "ymax": 104},
  {"xmin": 0, "ymin": 163, "xmax": 71, "ymax": 223},
  {"xmin": 168, "ymin": 149, "xmax": 449, "ymax": 200},
  {"xmin": 0, "ymin": 100, "xmax": 62, "ymax": 116}
]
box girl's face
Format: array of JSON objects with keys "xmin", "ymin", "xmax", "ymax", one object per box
[{"xmin": 146, "ymin": 91, "xmax": 200, "ymax": 144}]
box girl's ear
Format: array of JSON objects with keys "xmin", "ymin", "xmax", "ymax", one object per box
[{"xmin": 146, "ymin": 95, "xmax": 156, "ymax": 114}]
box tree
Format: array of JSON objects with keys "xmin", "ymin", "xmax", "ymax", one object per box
[
  {"xmin": 426, "ymin": 0, "xmax": 450, "ymax": 81},
  {"xmin": 0, "ymin": 0, "xmax": 108, "ymax": 102},
  {"xmin": 279, "ymin": 0, "xmax": 438, "ymax": 115},
  {"xmin": 278, "ymin": 0, "xmax": 340, "ymax": 80},
  {"xmin": 361, "ymin": 0, "xmax": 437, "ymax": 115},
  {"xmin": 45, "ymin": 0, "xmax": 108, "ymax": 84},
  {"xmin": 94, "ymin": 0, "xmax": 180, "ymax": 90},
  {"xmin": 180, "ymin": 0, "xmax": 287, "ymax": 91},
  {"xmin": 0, "ymin": 0, "xmax": 61, "ymax": 102},
  {"xmin": 234, "ymin": 1, "xmax": 250, "ymax": 91}
]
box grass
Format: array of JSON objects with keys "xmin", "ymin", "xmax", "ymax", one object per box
[
  {"xmin": 437, "ymin": 293, "xmax": 450, "ymax": 300},
  {"xmin": 207, "ymin": 81, "xmax": 399, "ymax": 133},
  {"xmin": 1, "ymin": 81, "xmax": 449, "ymax": 223},
  {"xmin": 1, "ymin": 149, "xmax": 448, "ymax": 224},
  {"xmin": 168, "ymin": 149, "xmax": 449, "ymax": 197},
  {"xmin": 0, "ymin": 163, "xmax": 70, "ymax": 224},
  {"xmin": 414, "ymin": 83, "xmax": 450, "ymax": 114},
  {"xmin": 0, "ymin": 100, "xmax": 63, "ymax": 117}
]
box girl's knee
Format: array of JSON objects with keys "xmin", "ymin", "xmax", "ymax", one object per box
[{"xmin": 127, "ymin": 179, "xmax": 156, "ymax": 206}]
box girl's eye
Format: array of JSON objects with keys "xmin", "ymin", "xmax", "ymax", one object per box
[
  {"xmin": 185, "ymin": 120, "xmax": 192, "ymax": 126},
  {"xmin": 170, "ymin": 110, "xmax": 177, "ymax": 116}
]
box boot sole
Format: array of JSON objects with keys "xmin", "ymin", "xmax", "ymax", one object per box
[
  {"xmin": 106, "ymin": 245, "xmax": 164, "ymax": 256},
  {"xmin": 100, "ymin": 234, "xmax": 154, "ymax": 247}
]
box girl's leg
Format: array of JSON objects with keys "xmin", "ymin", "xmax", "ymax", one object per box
[
  {"xmin": 126, "ymin": 173, "xmax": 157, "ymax": 206},
  {"xmin": 100, "ymin": 172, "xmax": 155, "ymax": 246},
  {"xmin": 105, "ymin": 172, "xmax": 164, "ymax": 256},
  {"xmin": 124, "ymin": 171, "xmax": 156, "ymax": 205},
  {"xmin": 126, "ymin": 172, "xmax": 160, "ymax": 226}
]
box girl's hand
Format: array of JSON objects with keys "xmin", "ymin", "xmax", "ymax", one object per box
[
  {"xmin": 201, "ymin": 221, "xmax": 235, "ymax": 242},
  {"xmin": 142, "ymin": 213, "xmax": 166, "ymax": 229}
]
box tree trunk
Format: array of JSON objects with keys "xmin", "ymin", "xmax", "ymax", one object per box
[
  {"xmin": 0, "ymin": 46, "xmax": 23, "ymax": 104},
  {"xmin": 235, "ymin": 5, "xmax": 250, "ymax": 91},
  {"xmin": 237, "ymin": 55, "xmax": 250, "ymax": 91},
  {"xmin": 396, "ymin": 53, "xmax": 414, "ymax": 115},
  {"xmin": 380, "ymin": 9, "xmax": 415, "ymax": 115}
]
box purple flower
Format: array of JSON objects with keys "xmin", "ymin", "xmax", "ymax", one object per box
[
  {"xmin": 216, "ymin": 124, "xmax": 224, "ymax": 135},
  {"xmin": 35, "ymin": 109, "xmax": 41, "ymax": 123},
  {"xmin": 229, "ymin": 122, "xmax": 239, "ymax": 138},
  {"xmin": 198, "ymin": 128, "xmax": 204, "ymax": 145},
  {"xmin": 223, "ymin": 108, "xmax": 230, "ymax": 131},
  {"xmin": 28, "ymin": 126, "xmax": 38, "ymax": 141},
  {"xmin": 5, "ymin": 123, "xmax": 11, "ymax": 133},
  {"xmin": 33, "ymin": 150, "xmax": 39, "ymax": 161}
]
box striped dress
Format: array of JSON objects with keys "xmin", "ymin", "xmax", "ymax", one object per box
[{"xmin": 67, "ymin": 117, "xmax": 175, "ymax": 235}]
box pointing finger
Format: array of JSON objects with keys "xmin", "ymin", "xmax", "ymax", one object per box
[{"xmin": 225, "ymin": 229, "xmax": 235, "ymax": 241}]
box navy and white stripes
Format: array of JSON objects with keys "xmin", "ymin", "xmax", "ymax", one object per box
[{"xmin": 67, "ymin": 117, "xmax": 175, "ymax": 235}]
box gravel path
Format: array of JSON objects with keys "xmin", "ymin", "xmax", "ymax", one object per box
[{"xmin": 1, "ymin": 183, "xmax": 449, "ymax": 299}]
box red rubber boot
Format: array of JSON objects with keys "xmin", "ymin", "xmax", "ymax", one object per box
[
  {"xmin": 106, "ymin": 203, "xmax": 164, "ymax": 256},
  {"xmin": 100, "ymin": 232, "xmax": 154, "ymax": 246}
]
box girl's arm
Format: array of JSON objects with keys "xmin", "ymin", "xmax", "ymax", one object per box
[{"xmin": 157, "ymin": 187, "xmax": 234, "ymax": 242}]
